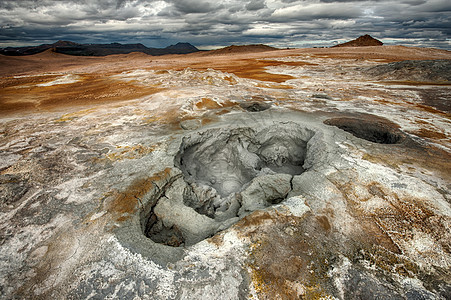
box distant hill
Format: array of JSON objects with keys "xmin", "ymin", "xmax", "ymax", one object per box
[
  {"xmin": 332, "ymin": 35, "xmax": 383, "ymax": 48},
  {"xmin": 0, "ymin": 40, "xmax": 199, "ymax": 56},
  {"xmin": 205, "ymin": 44, "xmax": 278, "ymax": 55},
  {"xmin": 164, "ymin": 42, "xmax": 199, "ymax": 54}
]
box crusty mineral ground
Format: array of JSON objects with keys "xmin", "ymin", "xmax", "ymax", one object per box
[{"xmin": 0, "ymin": 46, "xmax": 450, "ymax": 299}]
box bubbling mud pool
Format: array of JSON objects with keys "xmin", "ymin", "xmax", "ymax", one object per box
[{"xmin": 142, "ymin": 122, "xmax": 316, "ymax": 247}]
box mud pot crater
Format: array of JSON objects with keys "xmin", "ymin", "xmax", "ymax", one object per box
[
  {"xmin": 324, "ymin": 117, "xmax": 405, "ymax": 144},
  {"xmin": 114, "ymin": 121, "xmax": 324, "ymax": 263}
]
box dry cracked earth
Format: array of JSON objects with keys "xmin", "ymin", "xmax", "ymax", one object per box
[{"xmin": 0, "ymin": 46, "xmax": 450, "ymax": 299}]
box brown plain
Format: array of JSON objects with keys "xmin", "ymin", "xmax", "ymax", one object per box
[{"xmin": 1, "ymin": 45, "xmax": 450, "ymax": 115}]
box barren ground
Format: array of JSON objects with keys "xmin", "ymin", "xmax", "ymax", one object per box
[{"xmin": 0, "ymin": 46, "xmax": 450, "ymax": 299}]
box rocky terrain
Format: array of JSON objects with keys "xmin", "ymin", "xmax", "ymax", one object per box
[
  {"xmin": 0, "ymin": 45, "xmax": 450, "ymax": 299},
  {"xmin": 367, "ymin": 59, "xmax": 451, "ymax": 83}
]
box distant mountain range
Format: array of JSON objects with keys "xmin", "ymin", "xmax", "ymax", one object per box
[
  {"xmin": 0, "ymin": 36, "xmax": 385, "ymax": 57},
  {"xmin": 0, "ymin": 40, "xmax": 199, "ymax": 56}
]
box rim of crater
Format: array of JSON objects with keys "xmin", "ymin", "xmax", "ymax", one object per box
[{"xmin": 111, "ymin": 110, "xmax": 342, "ymax": 265}]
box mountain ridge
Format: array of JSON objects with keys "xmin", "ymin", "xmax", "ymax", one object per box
[{"xmin": 0, "ymin": 40, "xmax": 199, "ymax": 56}]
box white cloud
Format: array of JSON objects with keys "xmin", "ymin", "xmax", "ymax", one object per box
[
  {"xmin": 329, "ymin": 19, "xmax": 356, "ymax": 29},
  {"xmin": 243, "ymin": 24, "xmax": 295, "ymax": 36},
  {"xmin": 271, "ymin": 2, "xmax": 362, "ymax": 21}
]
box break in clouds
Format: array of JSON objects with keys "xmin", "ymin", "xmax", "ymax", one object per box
[{"xmin": 0, "ymin": 0, "xmax": 450, "ymax": 49}]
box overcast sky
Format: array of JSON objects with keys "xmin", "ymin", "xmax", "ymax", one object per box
[{"xmin": 0, "ymin": 0, "xmax": 450, "ymax": 49}]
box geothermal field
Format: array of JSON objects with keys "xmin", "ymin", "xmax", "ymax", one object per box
[{"xmin": 0, "ymin": 45, "xmax": 451, "ymax": 299}]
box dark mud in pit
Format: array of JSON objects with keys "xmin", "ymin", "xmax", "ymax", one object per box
[
  {"xmin": 145, "ymin": 213, "xmax": 185, "ymax": 247},
  {"xmin": 142, "ymin": 122, "xmax": 316, "ymax": 247},
  {"xmin": 239, "ymin": 101, "xmax": 271, "ymax": 112},
  {"xmin": 324, "ymin": 117, "xmax": 404, "ymax": 144}
]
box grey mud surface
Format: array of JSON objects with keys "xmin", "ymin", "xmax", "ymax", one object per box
[
  {"xmin": 115, "ymin": 111, "xmax": 327, "ymax": 265},
  {"xmin": 1, "ymin": 106, "xmax": 450, "ymax": 300}
]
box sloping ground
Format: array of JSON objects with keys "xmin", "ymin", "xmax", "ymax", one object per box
[
  {"xmin": 0, "ymin": 45, "xmax": 451, "ymax": 299},
  {"xmin": 366, "ymin": 59, "xmax": 451, "ymax": 83},
  {"xmin": 306, "ymin": 45, "xmax": 451, "ymax": 62},
  {"xmin": 0, "ymin": 50, "xmax": 103, "ymax": 76}
]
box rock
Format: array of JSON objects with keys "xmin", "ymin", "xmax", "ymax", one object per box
[
  {"xmin": 180, "ymin": 119, "xmax": 202, "ymax": 130},
  {"xmin": 152, "ymin": 195, "xmax": 219, "ymax": 246},
  {"xmin": 0, "ymin": 153, "xmax": 22, "ymax": 171},
  {"xmin": 238, "ymin": 174, "xmax": 293, "ymax": 216}
]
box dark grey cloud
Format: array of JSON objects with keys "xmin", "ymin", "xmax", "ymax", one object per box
[
  {"xmin": 401, "ymin": 0, "xmax": 427, "ymax": 5},
  {"xmin": 163, "ymin": 0, "xmax": 221, "ymax": 14},
  {"xmin": 246, "ymin": 0, "xmax": 266, "ymax": 11},
  {"xmin": 0, "ymin": 0, "xmax": 449, "ymax": 49}
]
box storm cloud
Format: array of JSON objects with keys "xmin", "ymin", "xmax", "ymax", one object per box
[{"xmin": 0, "ymin": 0, "xmax": 450, "ymax": 49}]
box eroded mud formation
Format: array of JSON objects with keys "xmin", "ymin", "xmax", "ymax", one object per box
[
  {"xmin": 324, "ymin": 117, "xmax": 405, "ymax": 144},
  {"xmin": 142, "ymin": 122, "xmax": 316, "ymax": 247}
]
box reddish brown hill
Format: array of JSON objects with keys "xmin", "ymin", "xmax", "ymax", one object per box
[
  {"xmin": 204, "ymin": 44, "xmax": 277, "ymax": 55},
  {"xmin": 332, "ymin": 35, "xmax": 383, "ymax": 48}
]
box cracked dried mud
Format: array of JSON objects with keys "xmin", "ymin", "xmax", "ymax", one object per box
[{"xmin": 1, "ymin": 46, "xmax": 450, "ymax": 299}]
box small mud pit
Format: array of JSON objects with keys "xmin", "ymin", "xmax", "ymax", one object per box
[
  {"xmin": 141, "ymin": 122, "xmax": 317, "ymax": 247},
  {"xmin": 239, "ymin": 101, "xmax": 271, "ymax": 112},
  {"xmin": 144, "ymin": 212, "xmax": 185, "ymax": 247},
  {"xmin": 324, "ymin": 117, "xmax": 404, "ymax": 144}
]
